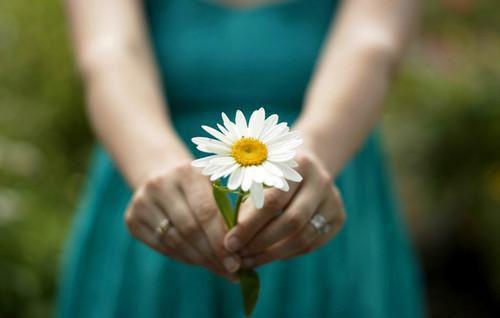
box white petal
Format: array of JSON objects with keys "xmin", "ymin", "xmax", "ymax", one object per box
[
  {"xmin": 268, "ymin": 140, "xmax": 302, "ymax": 155},
  {"xmin": 262, "ymin": 174, "xmax": 284, "ymax": 188},
  {"xmin": 202, "ymin": 125, "xmax": 232, "ymax": 145},
  {"xmin": 191, "ymin": 137, "xmax": 220, "ymax": 146},
  {"xmin": 282, "ymin": 159, "xmax": 299, "ymax": 168},
  {"xmin": 263, "ymin": 174, "xmax": 274, "ymax": 186},
  {"xmin": 221, "ymin": 163, "xmax": 239, "ymax": 178},
  {"xmin": 202, "ymin": 164, "xmax": 223, "ymax": 176},
  {"xmin": 210, "ymin": 163, "xmax": 238, "ymax": 181},
  {"xmin": 192, "ymin": 137, "xmax": 230, "ymax": 153},
  {"xmin": 197, "ymin": 143, "xmax": 231, "ymax": 155},
  {"xmin": 241, "ymin": 167, "xmax": 253, "ymax": 191},
  {"xmin": 250, "ymin": 182, "xmax": 264, "ymax": 209},
  {"xmin": 271, "ymin": 176, "xmax": 284, "ymax": 188},
  {"xmin": 274, "ymin": 163, "xmax": 303, "ymax": 182},
  {"xmin": 235, "ymin": 110, "xmax": 248, "ymax": 137},
  {"xmin": 268, "ymin": 130, "xmax": 302, "ymax": 146},
  {"xmin": 267, "ymin": 151, "xmax": 296, "ymax": 162},
  {"xmin": 210, "ymin": 156, "xmax": 235, "ymax": 165},
  {"xmin": 191, "ymin": 155, "xmax": 220, "ymax": 168},
  {"xmin": 262, "ymin": 161, "xmax": 284, "ymax": 177},
  {"xmin": 248, "ymin": 107, "xmax": 266, "ymax": 138},
  {"xmin": 217, "ymin": 124, "xmax": 237, "ymax": 142},
  {"xmin": 279, "ymin": 179, "xmax": 290, "ymax": 192},
  {"xmin": 259, "ymin": 114, "xmax": 279, "ymax": 140},
  {"xmin": 228, "ymin": 167, "xmax": 244, "ymax": 190},
  {"xmin": 222, "ymin": 112, "xmax": 242, "ymax": 139},
  {"xmin": 251, "ymin": 166, "xmax": 268, "ymax": 183},
  {"xmin": 262, "ymin": 123, "xmax": 289, "ymax": 143}
]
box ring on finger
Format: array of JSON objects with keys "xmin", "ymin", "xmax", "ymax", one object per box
[
  {"xmin": 309, "ymin": 213, "xmax": 330, "ymax": 235},
  {"xmin": 154, "ymin": 218, "xmax": 171, "ymax": 237}
]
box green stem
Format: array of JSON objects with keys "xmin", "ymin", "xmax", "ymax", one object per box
[{"xmin": 232, "ymin": 192, "xmax": 244, "ymax": 228}]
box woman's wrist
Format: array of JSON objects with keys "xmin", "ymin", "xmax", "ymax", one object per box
[
  {"xmin": 295, "ymin": 131, "xmax": 336, "ymax": 180},
  {"xmin": 121, "ymin": 132, "xmax": 194, "ymax": 190}
]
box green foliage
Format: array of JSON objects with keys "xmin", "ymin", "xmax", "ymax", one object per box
[{"xmin": 0, "ymin": 1, "xmax": 91, "ymax": 317}]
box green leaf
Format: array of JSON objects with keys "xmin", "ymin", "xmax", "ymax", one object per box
[
  {"xmin": 212, "ymin": 181, "xmax": 235, "ymax": 228},
  {"xmin": 238, "ymin": 268, "xmax": 260, "ymax": 316}
]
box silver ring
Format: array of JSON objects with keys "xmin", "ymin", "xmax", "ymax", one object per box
[
  {"xmin": 155, "ymin": 218, "xmax": 170, "ymax": 237},
  {"xmin": 310, "ymin": 213, "xmax": 329, "ymax": 234}
]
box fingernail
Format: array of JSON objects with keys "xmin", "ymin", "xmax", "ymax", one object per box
[
  {"xmin": 223, "ymin": 256, "xmax": 240, "ymax": 273},
  {"xmin": 225, "ymin": 236, "xmax": 242, "ymax": 252}
]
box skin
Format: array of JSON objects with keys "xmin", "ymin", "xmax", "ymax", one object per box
[{"xmin": 65, "ymin": 0, "xmax": 417, "ymax": 279}]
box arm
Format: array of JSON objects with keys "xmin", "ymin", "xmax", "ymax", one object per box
[
  {"xmin": 66, "ymin": 0, "xmax": 189, "ymax": 188},
  {"xmin": 295, "ymin": 0, "xmax": 418, "ymax": 176},
  {"xmin": 66, "ymin": 0, "xmax": 241, "ymax": 278},
  {"xmin": 225, "ymin": 0, "xmax": 418, "ymax": 267}
]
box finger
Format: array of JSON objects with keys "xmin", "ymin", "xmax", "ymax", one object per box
[
  {"xmin": 131, "ymin": 183, "xmax": 223, "ymax": 273},
  {"xmin": 131, "ymin": 194, "xmax": 208, "ymax": 265},
  {"xmin": 146, "ymin": 177, "xmax": 224, "ymax": 267},
  {"xmin": 223, "ymin": 184, "xmax": 298, "ymax": 253},
  {"xmin": 179, "ymin": 171, "xmax": 241, "ymax": 273},
  {"xmin": 240, "ymin": 186, "xmax": 345, "ymax": 268},
  {"xmin": 240, "ymin": 220, "xmax": 319, "ymax": 268},
  {"xmin": 126, "ymin": 186, "xmax": 236, "ymax": 281},
  {"xmin": 139, "ymin": 199, "xmax": 236, "ymax": 279},
  {"xmin": 239, "ymin": 172, "xmax": 328, "ymax": 256},
  {"xmin": 303, "ymin": 188, "xmax": 346, "ymax": 251},
  {"xmin": 129, "ymin": 219, "xmax": 190, "ymax": 264}
]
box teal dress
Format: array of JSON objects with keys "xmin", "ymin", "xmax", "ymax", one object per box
[{"xmin": 56, "ymin": 0, "xmax": 425, "ymax": 317}]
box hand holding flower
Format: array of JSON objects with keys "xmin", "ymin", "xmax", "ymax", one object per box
[
  {"xmin": 225, "ymin": 150, "xmax": 346, "ymax": 268},
  {"xmin": 124, "ymin": 160, "xmax": 241, "ymax": 281}
]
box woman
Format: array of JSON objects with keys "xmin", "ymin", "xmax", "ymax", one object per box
[{"xmin": 57, "ymin": 0, "xmax": 424, "ymax": 317}]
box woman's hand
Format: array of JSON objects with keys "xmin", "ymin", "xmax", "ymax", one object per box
[
  {"xmin": 124, "ymin": 160, "xmax": 241, "ymax": 280},
  {"xmin": 223, "ymin": 151, "xmax": 346, "ymax": 268}
]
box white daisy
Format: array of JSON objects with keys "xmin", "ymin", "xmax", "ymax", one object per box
[{"xmin": 191, "ymin": 107, "xmax": 303, "ymax": 209}]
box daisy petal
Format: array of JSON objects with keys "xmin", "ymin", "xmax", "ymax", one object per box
[
  {"xmin": 191, "ymin": 137, "xmax": 218, "ymax": 146},
  {"xmin": 228, "ymin": 167, "xmax": 245, "ymax": 190},
  {"xmin": 235, "ymin": 110, "xmax": 248, "ymax": 136},
  {"xmin": 241, "ymin": 167, "xmax": 253, "ymax": 191},
  {"xmin": 222, "ymin": 112, "xmax": 242, "ymax": 139},
  {"xmin": 210, "ymin": 156, "xmax": 235, "ymax": 166},
  {"xmin": 282, "ymin": 159, "xmax": 299, "ymax": 168},
  {"xmin": 268, "ymin": 140, "xmax": 302, "ymax": 155},
  {"xmin": 252, "ymin": 166, "xmax": 267, "ymax": 183},
  {"xmin": 275, "ymin": 163, "xmax": 303, "ymax": 182},
  {"xmin": 202, "ymin": 164, "xmax": 224, "ymax": 176},
  {"xmin": 279, "ymin": 179, "xmax": 290, "ymax": 192},
  {"xmin": 262, "ymin": 123, "xmax": 289, "ymax": 143},
  {"xmin": 267, "ymin": 152, "xmax": 296, "ymax": 162},
  {"xmin": 262, "ymin": 161, "xmax": 284, "ymax": 177},
  {"xmin": 191, "ymin": 155, "xmax": 220, "ymax": 168},
  {"xmin": 210, "ymin": 163, "xmax": 238, "ymax": 181},
  {"xmin": 217, "ymin": 123, "xmax": 237, "ymax": 142},
  {"xmin": 202, "ymin": 125, "xmax": 232, "ymax": 145},
  {"xmin": 259, "ymin": 114, "xmax": 279, "ymax": 140},
  {"xmin": 250, "ymin": 182, "xmax": 264, "ymax": 209},
  {"xmin": 197, "ymin": 143, "xmax": 231, "ymax": 155},
  {"xmin": 248, "ymin": 107, "xmax": 266, "ymax": 138},
  {"xmin": 222, "ymin": 163, "xmax": 239, "ymax": 178},
  {"xmin": 268, "ymin": 130, "xmax": 302, "ymax": 146}
]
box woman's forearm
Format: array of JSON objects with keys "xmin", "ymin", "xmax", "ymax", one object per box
[
  {"xmin": 66, "ymin": 0, "xmax": 191, "ymax": 188},
  {"xmin": 295, "ymin": 0, "xmax": 417, "ymax": 177}
]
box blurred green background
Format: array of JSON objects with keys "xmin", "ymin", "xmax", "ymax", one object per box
[{"xmin": 0, "ymin": 0, "xmax": 498, "ymax": 317}]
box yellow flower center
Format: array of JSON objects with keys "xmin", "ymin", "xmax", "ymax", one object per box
[{"xmin": 231, "ymin": 137, "xmax": 268, "ymax": 166}]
